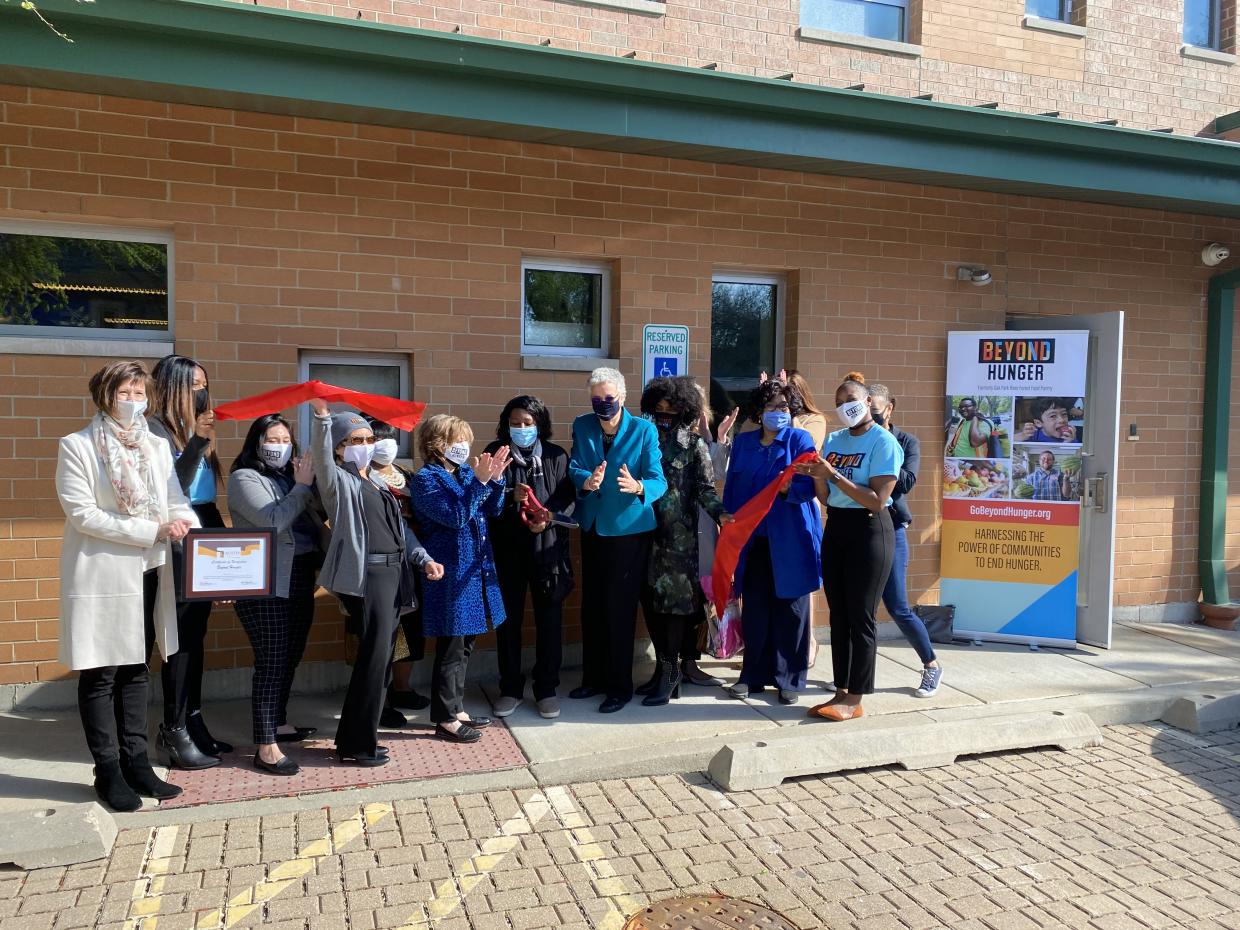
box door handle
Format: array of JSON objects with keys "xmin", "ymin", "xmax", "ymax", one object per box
[{"xmin": 1089, "ymin": 473, "xmax": 1108, "ymax": 514}]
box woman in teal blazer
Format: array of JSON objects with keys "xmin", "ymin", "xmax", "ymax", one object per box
[{"xmin": 568, "ymin": 367, "xmax": 667, "ymax": 713}]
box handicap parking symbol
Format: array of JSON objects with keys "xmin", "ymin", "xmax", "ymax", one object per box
[{"xmin": 654, "ymin": 357, "xmax": 678, "ymax": 377}]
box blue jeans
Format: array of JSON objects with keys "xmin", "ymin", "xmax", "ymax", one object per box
[{"xmin": 882, "ymin": 525, "xmax": 936, "ymax": 666}]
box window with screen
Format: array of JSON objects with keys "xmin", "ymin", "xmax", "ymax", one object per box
[{"xmin": 521, "ymin": 259, "xmax": 610, "ymax": 357}]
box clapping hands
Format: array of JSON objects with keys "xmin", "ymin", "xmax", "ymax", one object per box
[{"xmin": 472, "ymin": 446, "xmax": 510, "ymax": 483}]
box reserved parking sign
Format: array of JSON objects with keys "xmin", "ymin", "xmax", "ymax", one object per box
[{"xmin": 643, "ymin": 324, "xmax": 689, "ymax": 385}]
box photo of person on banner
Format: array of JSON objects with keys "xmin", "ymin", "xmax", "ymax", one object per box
[
  {"xmin": 1013, "ymin": 396, "xmax": 1083, "ymax": 444},
  {"xmin": 1011, "ymin": 446, "xmax": 1082, "ymax": 502},
  {"xmin": 945, "ymin": 396, "xmax": 1011, "ymax": 458}
]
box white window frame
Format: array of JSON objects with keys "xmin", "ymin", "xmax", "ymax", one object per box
[
  {"xmin": 519, "ymin": 257, "xmax": 611, "ymax": 359},
  {"xmin": 801, "ymin": 0, "xmax": 910, "ymax": 43},
  {"xmin": 710, "ymin": 271, "xmax": 787, "ymax": 395},
  {"xmin": 298, "ymin": 351, "xmax": 412, "ymax": 458},
  {"xmin": 0, "ymin": 219, "xmax": 174, "ymax": 342}
]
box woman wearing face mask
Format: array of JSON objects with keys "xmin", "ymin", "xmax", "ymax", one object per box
[
  {"xmin": 782, "ymin": 369, "xmax": 829, "ymax": 668},
  {"xmin": 483, "ymin": 397, "xmax": 576, "ymax": 721},
  {"xmin": 146, "ymin": 354, "xmax": 229, "ymax": 769},
  {"xmin": 795, "ymin": 372, "xmax": 903, "ymax": 721},
  {"xmin": 411, "ymin": 416, "xmax": 509, "ymax": 742},
  {"xmin": 866, "ymin": 385, "xmax": 941, "ymax": 698},
  {"xmin": 638, "ymin": 377, "xmax": 732, "ymax": 706},
  {"xmin": 307, "ymin": 399, "xmax": 425, "ymax": 766},
  {"xmin": 367, "ymin": 419, "xmax": 437, "ymax": 725},
  {"xmin": 56, "ymin": 360, "xmax": 198, "ymax": 811},
  {"xmin": 722, "ymin": 379, "xmax": 821, "ymax": 704},
  {"xmin": 568, "ymin": 367, "xmax": 668, "ymax": 713},
  {"xmin": 227, "ymin": 415, "xmax": 328, "ymax": 775}
]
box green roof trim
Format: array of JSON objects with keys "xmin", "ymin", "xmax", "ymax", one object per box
[{"xmin": 2, "ymin": 0, "xmax": 1240, "ymax": 215}]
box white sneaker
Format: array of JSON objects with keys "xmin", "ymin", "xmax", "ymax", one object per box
[
  {"xmin": 915, "ymin": 666, "xmax": 943, "ymax": 698},
  {"xmin": 536, "ymin": 696, "xmax": 561, "ymax": 719},
  {"xmin": 493, "ymin": 696, "xmax": 522, "ymax": 717}
]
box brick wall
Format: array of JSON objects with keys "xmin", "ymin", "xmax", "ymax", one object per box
[
  {"xmin": 0, "ymin": 84, "xmax": 1238, "ymax": 684},
  {"xmin": 230, "ymin": 0, "xmax": 1240, "ymax": 135}
]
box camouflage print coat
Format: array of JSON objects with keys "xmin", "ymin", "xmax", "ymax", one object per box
[{"xmin": 646, "ymin": 427, "xmax": 727, "ymax": 616}]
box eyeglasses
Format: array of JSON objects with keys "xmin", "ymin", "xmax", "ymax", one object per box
[{"xmin": 342, "ymin": 436, "xmax": 377, "ymax": 446}]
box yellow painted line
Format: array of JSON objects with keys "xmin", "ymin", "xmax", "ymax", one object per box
[
  {"xmin": 545, "ymin": 786, "xmax": 644, "ymax": 930},
  {"xmin": 396, "ymin": 791, "xmax": 556, "ymax": 930},
  {"xmin": 193, "ymin": 802, "xmax": 393, "ymax": 930}
]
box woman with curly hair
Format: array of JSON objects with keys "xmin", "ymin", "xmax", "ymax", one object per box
[
  {"xmin": 722, "ymin": 378, "xmax": 822, "ymax": 704},
  {"xmin": 637, "ymin": 377, "xmax": 732, "ymax": 706}
]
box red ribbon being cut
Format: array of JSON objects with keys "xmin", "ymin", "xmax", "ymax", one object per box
[
  {"xmin": 213, "ymin": 380, "xmax": 427, "ymax": 431},
  {"xmin": 711, "ymin": 451, "xmax": 817, "ymax": 618}
]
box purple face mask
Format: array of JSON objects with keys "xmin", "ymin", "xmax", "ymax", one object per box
[{"xmin": 592, "ymin": 395, "xmax": 621, "ymax": 419}]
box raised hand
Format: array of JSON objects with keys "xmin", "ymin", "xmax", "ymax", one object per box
[
  {"xmin": 193, "ymin": 409, "xmax": 215, "ymax": 440},
  {"xmin": 309, "ymin": 397, "xmax": 330, "ymax": 416},
  {"xmin": 488, "ymin": 445, "xmax": 511, "ymax": 481},
  {"xmin": 584, "ymin": 460, "xmax": 607, "ymax": 492},
  {"xmin": 617, "ymin": 463, "xmax": 642, "ymax": 495},
  {"xmin": 293, "ymin": 455, "xmax": 314, "ymax": 486},
  {"xmin": 717, "ymin": 406, "xmax": 740, "ymax": 440}
]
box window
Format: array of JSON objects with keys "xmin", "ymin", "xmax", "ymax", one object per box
[
  {"xmin": 298, "ymin": 352, "xmax": 412, "ymax": 457},
  {"xmin": 1185, "ymin": 0, "xmax": 1222, "ymax": 48},
  {"xmin": 801, "ymin": 0, "xmax": 908, "ymax": 42},
  {"xmin": 0, "ymin": 223, "xmax": 171, "ymax": 340},
  {"xmin": 1026, "ymin": 0, "xmax": 1071, "ymax": 21},
  {"xmin": 520, "ymin": 258, "xmax": 610, "ymax": 357},
  {"xmin": 710, "ymin": 273, "xmax": 785, "ymax": 409}
]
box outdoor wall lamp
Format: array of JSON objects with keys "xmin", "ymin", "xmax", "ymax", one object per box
[
  {"xmin": 1202, "ymin": 243, "xmax": 1231, "ymax": 267},
  {"xmin": 956, "ymin": 266, "xmax": 993, "ymax": 286}
]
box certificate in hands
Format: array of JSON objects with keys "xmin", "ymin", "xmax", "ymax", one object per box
[{"xmin": 182, "ymin": 528, "xmax": 276, "ymax": 601}]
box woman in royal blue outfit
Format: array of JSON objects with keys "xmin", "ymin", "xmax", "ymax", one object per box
[
  {"xmin": 567, "ymin": 367, "xmax": 667, "ymax": 714},
  {"xmin": 723, "ymin": 378, "xmax": 822, "ymax": 705}
]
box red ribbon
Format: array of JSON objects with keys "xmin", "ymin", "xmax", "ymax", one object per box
[
  {"xmin": 213, "ymin": 380, "xmax": 427, "ymax": 431},
  {"xmin": 711, "ymin": 451, "xmax": 817, "ymax": 618}
]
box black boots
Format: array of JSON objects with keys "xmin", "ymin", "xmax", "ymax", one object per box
[
  {"xmin": 93, "ymin": 760, "xmax": 142, "ymax": 812},
  {"xmin": 121, "ymin": 752, "xmax": 184, "ymax": 800},
  {"xmin": 157, "ymin": 724, "xmax": 220, "ymax": 770},
  {"xmin": 641, "ymin": 660, "xmax": 681, "ymax": 707},
  {"xmin": 186, "ymin": 712, "xmax": 233, "ymax": 755},
  {"xmin": 634, "ymin": 666, "xmax": 661, "ymax": 696}
]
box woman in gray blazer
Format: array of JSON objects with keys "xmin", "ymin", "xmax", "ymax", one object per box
[{"xmin": 227, "ymin": 414, "xmax": 327, "ymax": 776}]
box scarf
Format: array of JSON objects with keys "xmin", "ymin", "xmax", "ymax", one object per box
[
  {"xmin": 507, "ymin": 439, "xmax": 544, "ymax": 480},
  {"xmin": 91, "ymin": 411, "xmax": 159, "ymax": 520}
]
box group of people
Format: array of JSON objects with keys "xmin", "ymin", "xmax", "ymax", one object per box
[{"xmin": 56, "ymin": 356, "xmax": 943, "ymax": 812}]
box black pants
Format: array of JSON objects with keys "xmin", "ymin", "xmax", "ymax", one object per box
[
  {"xmin": 431, "ymin": 634, "xmax": 476, "ymax": 723},
  {"xmin": 495, "ymin": 549, "xmax": 562, "ymax": 700},
  {"xmin": 162, "ymin": 502, "xmax": 224, "ymax": 727},
  {"xmin": 336, "ymin": 561, "xmax": 402, "ymax": 756},
  {"xmin": 642, "ymin": 607, "xmax": 695, "ymax": 668},
  {"xmin": 580, "ymin": 528, "xmax": 652, "ymax": 701},
  {"xmin": 78, "ymin": 570, "xmax": 158, "ymax": 766},
  {"xmin": 823, "ymin": 507, "xmax": 895, "ymax": 696},
  {"xmin": 235, "ymin": 553, "xmax": 318, "ymax": 744},
  {"xmin": 737, "ymin": 538, "xmax": 811, "ymax": 691}
]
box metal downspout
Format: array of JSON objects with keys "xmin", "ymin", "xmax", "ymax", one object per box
[{"xmin": 1200, "ymin": 267, "xmax": 1240, "ymax": 605}]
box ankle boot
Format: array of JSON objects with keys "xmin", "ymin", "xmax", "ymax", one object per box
[
  {"xmin": 121, "ymin": 751, "xmax": 184, "ymax": 800},
  {"xmin": 186, "ymin": 712, "xmax": 233, "ymax": 755},
  {"xmin": 641, "ymin": 659, "xmax": 681, "ymax": 707},
  {"xmin": 93, "ymin": 759, "xmax": 142, "ymax": 812},
  {"xmin": 157, "ymin": 724, "xmax": 221, "ymax": 770},
  {"xmin": 634, "ymin": 665, "xmax": 661, "ymax": 696}
]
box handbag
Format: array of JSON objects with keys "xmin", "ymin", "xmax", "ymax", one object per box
[
  {"xmin": 913, "ymin": 604, "xmax": 956, "ymax": 645},
  {"xmin": 705, "ymin": 599, "xmax": 744, "ymax": 659}
]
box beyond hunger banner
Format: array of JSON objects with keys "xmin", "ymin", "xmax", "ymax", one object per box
[{"xmin": 940, "ymin": 330, "xmax": 1089, "ymax": 646}]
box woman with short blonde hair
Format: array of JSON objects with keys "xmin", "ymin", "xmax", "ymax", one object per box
[{"xmin": 418, "ymin": 415, "xmax": 474, "ymax": 464}]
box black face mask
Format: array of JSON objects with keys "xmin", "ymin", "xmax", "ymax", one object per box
[
  {"xmin": 194, "ymin": 388, "xmax": 211, "ymax": 417},
  {"xmin": 871, "ymin": 408, "xmax": 886, "ymax": 427},
  {"xmin": 653, "ymin": 414, "xmax": 678, "ymax": 432}
]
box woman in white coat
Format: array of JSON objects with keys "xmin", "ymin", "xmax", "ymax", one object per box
[{"xmin": 56, "ymin": 360, "xmax": 199, "ymax": 811}]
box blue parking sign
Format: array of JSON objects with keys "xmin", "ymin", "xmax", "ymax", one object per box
[{"xmin": 653, "ymin": 357, "xmax": 678, "ymax": 378}]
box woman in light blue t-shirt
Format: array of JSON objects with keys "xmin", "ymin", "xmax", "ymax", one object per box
[{"xmin": 795, "ymin": 372, "xmax": 902, "ymax": 722}]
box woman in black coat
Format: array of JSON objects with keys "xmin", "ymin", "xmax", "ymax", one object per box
[{"xmin": 484, "ymin": 396, "xmax": 576, "ymax": 721}]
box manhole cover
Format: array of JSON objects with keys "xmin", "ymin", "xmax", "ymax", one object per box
[{"xmin": 623, "ymin": 895, "xmax": 799, "ymax": 929}]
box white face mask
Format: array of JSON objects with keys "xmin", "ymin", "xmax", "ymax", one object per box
[
  {"xmin": 343, "ymin": 443, "xmax": 376, "ymax": 470},
  {"xmin": 114, "ymin": 399, "xmax": 147, "ymax": 428},
  {"xmin": 836, "ymin": 399, "xmax": 869, "ymax": 428},
  {"xmin": 444, "ymin": 442, "xmax": 470, "ymax": 466},
  {"xmin": 260, "ymin": 443, "xmax": 293, "ymax": 469},
  {"xmin": 372, "ymin": 438, "xmax": 398, "ymax": 467}
]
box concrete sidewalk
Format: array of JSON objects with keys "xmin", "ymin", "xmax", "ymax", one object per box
[{"xmin": 3, "ymin": 621, "xmax": 1240, "ymax": 828}]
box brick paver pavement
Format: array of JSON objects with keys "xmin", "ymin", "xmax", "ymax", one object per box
[{"xmin": 4, "ymin": 723, "xmax": 1240, "ymax": 930}]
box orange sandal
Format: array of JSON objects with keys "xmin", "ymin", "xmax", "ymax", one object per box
[{"xmin": 809, "ymin": 703, "xmax": 864, "ymax": 721}]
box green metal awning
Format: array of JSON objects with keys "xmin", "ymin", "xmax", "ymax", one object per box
[{"xmin": 2, "ymin": 0, "xmax": 1240, "ymax": 216}]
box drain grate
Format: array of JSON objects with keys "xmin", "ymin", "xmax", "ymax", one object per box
[{"xmin": 623, "ymin": 895, "xmax": 799, "ymax": 929}]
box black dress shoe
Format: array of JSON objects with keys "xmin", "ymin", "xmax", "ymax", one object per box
[
  {"xmin": 459, "ymin": 716, "xmax": 491, "ymax": 729},
  {"xmin": 436, "ymin": 723, "xmax": 482, "ymax": 743},
  {"xmin": 274, "ymin": 727, "xmax": 318, "ymax": 743},
  {"xmin": 336, "ymin": 751, "xmax": 389, "ymax": 767},
  {"xmin": 380, "ymin": 706, "xmax": 409, "ymax": 728},
  {"xmin": 389, "ymin": 690, "xmax": 430, "ymax": 710},
  {"xmin": 599, "ymin": 697, "xmax": 628, "ymax": 714},
  {"xmin": 157, "ymin": 725, "xmax": 220, "ymax": 771},
  {"xmin": 253, "ymin": 754, "xmax": 300, "ymax": 776},
  {"xmin": 187, "ymin": 713, "xmax": 233, "ymax": 755},
  {"xmin": 569, "ymin": 685, "xmax": 601, "ymax": 700},
  {"xmin": 120, "ymin": 753, "xmax": 183, "ymax": 800}
]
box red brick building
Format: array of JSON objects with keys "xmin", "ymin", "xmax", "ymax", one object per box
[{"xmin": 0, "ymin": 0, "xmax": 1237, "ymax": 699}]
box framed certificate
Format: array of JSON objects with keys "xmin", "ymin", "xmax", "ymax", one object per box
[{"xmin": 182, "ymin": 527, "xmax": 276, "ymax": 601}]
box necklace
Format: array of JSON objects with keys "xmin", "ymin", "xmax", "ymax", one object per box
[{"xmin": 373, "ymin": 467, "xmax": 406, "ymax": 490}]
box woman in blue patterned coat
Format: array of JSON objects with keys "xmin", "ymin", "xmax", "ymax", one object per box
[{"xmin": 411, "ymin": 414, "xmax": 510, "ymax": 744}]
